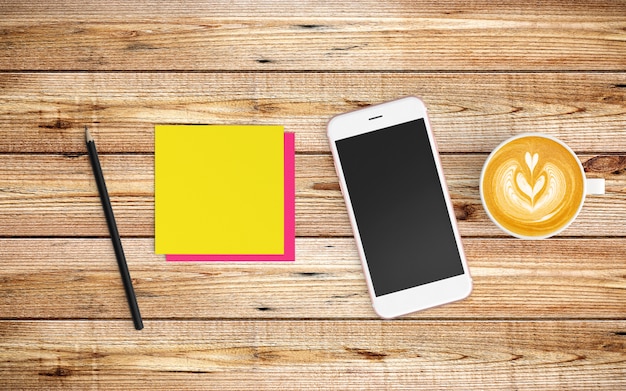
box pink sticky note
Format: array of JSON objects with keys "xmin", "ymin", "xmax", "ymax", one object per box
[{"xmin": 166, "ymin": 132, "xmax": 295, "ymax": 261}]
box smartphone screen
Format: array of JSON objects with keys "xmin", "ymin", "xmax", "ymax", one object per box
[{"xmin": 334, "ymin": 118, "xmax": 465, "ymax": 297}]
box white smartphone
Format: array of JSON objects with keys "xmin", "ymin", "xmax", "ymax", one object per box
[{"xmin": 327, "ymin": 96, "xmax": 472, "ymax": 318}]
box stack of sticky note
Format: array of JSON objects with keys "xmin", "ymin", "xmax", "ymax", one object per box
[{"xmin": 155, "ymin": 125, "xmax": 295, "ymax": 261}]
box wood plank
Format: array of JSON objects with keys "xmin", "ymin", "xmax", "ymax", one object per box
[
  {"xmin": 3, "ymin": 0, "xmax": 625, "ymax": 18},
  {"xmin": 1, "ymin": 1, "xmax": 624, "ymax": 71},
  {"xmin": 0, "ymin": 72, "xmax": 624, "ymax": 153},
  {"xmin": 0, "ymin": 320, "xmax": 624, "ymax": 390},
  {"xmin": 303, "ymin": 153, "xmax": 626, "ymax": 237},
  {"xmin": 0, "ymin": 154, "xmax": 624, "ymax": 237},
  {"xmin": 0, "ymin": 238, "xmax": 624, "ymax": 319}
]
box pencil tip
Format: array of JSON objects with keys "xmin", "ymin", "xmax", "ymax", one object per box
[{"xmin": 85, "ymin": 126, "xmax": 94, "ymax": 143}]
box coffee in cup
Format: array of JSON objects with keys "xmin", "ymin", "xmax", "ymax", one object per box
[{"xmin": 480, "ymin": 133, "xmax": 603, "ymax": 239}]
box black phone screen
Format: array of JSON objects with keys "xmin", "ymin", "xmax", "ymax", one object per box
[{"xmin": 335, "ymin": 118, "xmax": 465, "ymax": 297}]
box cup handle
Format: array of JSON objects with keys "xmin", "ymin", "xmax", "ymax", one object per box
[{"xmin": 586, "ymin": 178, "xmax": 605, "ymax": 195}]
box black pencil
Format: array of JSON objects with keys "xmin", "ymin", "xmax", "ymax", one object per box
[{"xmin": 85, "ymin": 126, "xmax": 143, "ymax": 330}]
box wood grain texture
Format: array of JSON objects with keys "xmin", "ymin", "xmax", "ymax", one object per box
[
  {"xmin": 0, "ymin": 238, "xmax": 624, "ymax": 320},
  {"xmin": 0, "ymin": 154, "xmax": 623, "ymax": 237},
  {"xmin": 1, "ymin": 1, "xmax": 625, "ymax": 71},
  {"xmin": 3, "ymin": 0, "xmax": 626, "ymax": 18},
  {"xmin": 1, "ymin": 320, "xmax": 624, "ymax": 390},
  {"xmin": 1, "ymin": 1, "xmax": 625, "ymax": 388},
  {"xmin": 0, "ymin": 72, "xmax": 625, "ymax": 153}
]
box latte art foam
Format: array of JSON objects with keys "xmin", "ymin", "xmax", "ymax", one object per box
[
  {"xmin": 481, "ymin": 136, "xmax": 585, "ymax": 238},
  {"xmin": 497, "ymin": 154, "xmax": 566, "ymax": 221}
]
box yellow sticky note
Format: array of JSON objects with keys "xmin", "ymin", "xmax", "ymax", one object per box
[{"xmin": 155, "ymin": 125, "xmax": 284, "ymax": 255}]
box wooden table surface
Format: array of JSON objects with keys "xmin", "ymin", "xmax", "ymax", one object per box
[{"xmin": 1, "ymin": 1, "xmax": 625, "ymax": 389}]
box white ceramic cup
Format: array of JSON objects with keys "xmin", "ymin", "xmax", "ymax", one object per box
[{"xmin": 480, "ymin": 133, "xmax": 605, "ymax": 239}]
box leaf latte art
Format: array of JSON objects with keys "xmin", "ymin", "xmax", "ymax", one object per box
[
  {"xmin": 497, "ymin": 152, "xmax": 566, "ymax": 221},
  {"xmin": 481, "ymin": 135, "xmax": 585, "ymax": 238}
]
